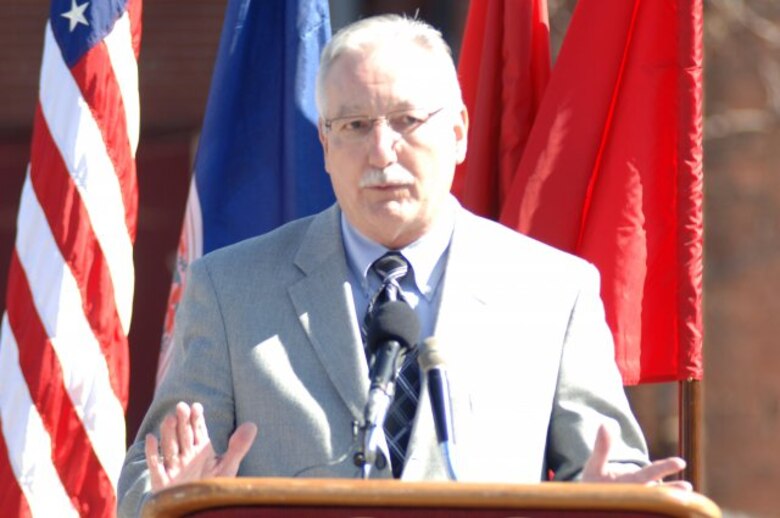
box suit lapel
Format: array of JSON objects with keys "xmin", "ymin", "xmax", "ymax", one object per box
[
  {"xmin": 288, "ymin": 206, "xmax": 370, "ymax": 422},
  {"xmin": 432, "ymin": 207, "xmax": 492, "ymax": 364}
]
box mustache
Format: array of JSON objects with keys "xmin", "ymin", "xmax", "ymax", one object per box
[{"xmin": 359, "ymin": 165, "xmax": 415, "ymax": 188}]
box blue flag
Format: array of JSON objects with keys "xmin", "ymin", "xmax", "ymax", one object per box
[
  {"xmin": 157, "ymin": 0, "xmax": 332, "ymax": 383},
  {"xmin": 195, "ymin": 0, "xmax": 333, "ymax": 253}
]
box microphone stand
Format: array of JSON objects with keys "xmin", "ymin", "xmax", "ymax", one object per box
[{"xmin": 354, "ymin": 387, "xmax": 392, "ymax": 478}]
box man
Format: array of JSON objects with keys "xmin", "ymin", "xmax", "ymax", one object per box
[{"xmin": 118, "ymin": 14, "xmax": 688, "ymax": 516}]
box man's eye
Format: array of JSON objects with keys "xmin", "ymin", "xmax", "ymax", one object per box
[
  {"xmin": 342, "ymin": 118, "xmax": 371, "ymax": 132},
  {"xmin": 390, "ymin": 114, "xmax": 423, "ymax": 131}
]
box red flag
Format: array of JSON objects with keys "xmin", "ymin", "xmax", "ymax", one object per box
[
  {"xmin": 499, "ymin": 0, "xmax": 703, "ymax": 384},
  {"xmin": 452, "ymin": 0, "xmax": 551, "ymax": 220},
  {"xmin": 0, "ymin": 0, "xmax": 142, "ymax": 515}
]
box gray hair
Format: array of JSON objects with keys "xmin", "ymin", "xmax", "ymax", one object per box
[{"xmin": 315, "ymin": 14, "xmax": 463, "ymax": 115}]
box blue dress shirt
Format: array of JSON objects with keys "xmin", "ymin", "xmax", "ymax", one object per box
[{"xmin": 340, "ymin": 196, "xmax": 457, "ymax": 345}]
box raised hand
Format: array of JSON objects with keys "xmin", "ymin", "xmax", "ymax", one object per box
[
  {"xmin": 144, "ymin": 401, "xmax": 258, "ymax": 493},
  {"xmin": 582, "ymin": 425, "xmax": 693, "ymax": 491}
]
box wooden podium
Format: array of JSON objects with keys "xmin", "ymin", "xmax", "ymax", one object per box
[{"xmin": 142, "ymin": 478, "xmax": 721, "ymax": 518}]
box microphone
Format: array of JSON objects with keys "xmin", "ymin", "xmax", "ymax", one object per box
[
  {"xmin": 356, "ymin": 300, "xmax": 420, "ymax": 477},
  {"xmin": 417, "ymin": 337, "xmax": 458, "ymax": 480}
]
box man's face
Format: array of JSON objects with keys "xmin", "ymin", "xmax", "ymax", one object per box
[{"xmin": 318, "ymin": 43, "xmax": 468, "ymax": 249}]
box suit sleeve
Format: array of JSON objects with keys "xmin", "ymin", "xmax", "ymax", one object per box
[
  {"xmin": 545, "ymin": 263, "xmax": 650, "ymax": 480},
  {"xmin": 116, "ymin": 258, "xmax": 239, "ymax": 517}
]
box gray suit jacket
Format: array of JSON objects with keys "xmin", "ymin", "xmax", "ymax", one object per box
[{"xmin": 118, "ymin": 203, "xmax": 648, "ymax": 516}]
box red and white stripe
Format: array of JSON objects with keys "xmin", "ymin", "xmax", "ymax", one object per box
[{"xmin": 0, "ymin": 2, "xmax": 142, "ymax": 516}]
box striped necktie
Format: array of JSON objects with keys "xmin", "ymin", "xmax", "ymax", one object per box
[{"xmin": 365, "ymin": 252, "xmax": 420, "ymax": 478}]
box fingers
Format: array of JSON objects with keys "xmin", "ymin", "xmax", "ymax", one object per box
[
  {"xmin": 146, "ymin": 402, "xmax": 255, "ymax": 490},
  {"xmin": 633, "ymin": 456, "xmax": 687, "ymax": 485},
  {"xmin": 581, "ymin": 425, "xmax": 691, "ymax": 490},
  {"xmin": 159, "ymin": 412, "xmax": 180, "ymax": 469},
  {"xmin": 176, "ymin": 402, "xmax": 195, "ymax": 459},
  {"xmin": 216, "ymin": 422, "xmax": 258, "ymax": 477},
  {"xmin": 582, "ymin": 424, "xmax": 612, "ymax": 478},
  {"xmin": 191, "ymin": 402, "xmax": 208, "ymax": 446},
  {"xmin": 159, "ymin": 402, "xmax": 205, "ymax": 465},
  {"xmin": 150, "ymin": 402, "xmax": 203, "ymax": 487},
  {"xmin": 144, "ymin": 433, "xmax": 169, "ymax": 492}
]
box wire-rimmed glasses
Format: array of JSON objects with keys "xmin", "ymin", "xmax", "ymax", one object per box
[{"xmin": 323, "ymin": 107, "xmax": 445, "ymax": 142}]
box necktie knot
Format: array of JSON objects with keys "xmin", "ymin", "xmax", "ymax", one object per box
[
  {"xmin": 372, "ymin": 252, "xmax": 408, "ymax": 284},
  {"xmin": 371, "ymin": 252, "xmax": 409, "ymax": 304}
]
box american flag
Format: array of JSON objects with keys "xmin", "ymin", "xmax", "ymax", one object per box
[{"xmin": 0, "ymin": 0, "xmax": 142, "ymax": 516}]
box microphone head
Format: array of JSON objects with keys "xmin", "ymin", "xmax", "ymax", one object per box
[
  {"xmin": 367, "ymin": 300, "xmax": 420, "ymax": 353},
  {"xmin": 417, "ymin": 337, "xmax": 446, "ymax": 372}
]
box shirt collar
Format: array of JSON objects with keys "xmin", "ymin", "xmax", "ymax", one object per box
[{"xmin": 341, "ymin": 195, "xmax": 456, "ymax": 297}]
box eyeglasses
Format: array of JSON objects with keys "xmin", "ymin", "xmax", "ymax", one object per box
[{"xmin": 323, "ymin": 107, "xmax": 445, "ymax": 142}]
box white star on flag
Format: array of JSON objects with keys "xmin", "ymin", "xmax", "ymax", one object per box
[{"xmin": 61, "ymin": 0, "xmax": 90, "ymax": 32}]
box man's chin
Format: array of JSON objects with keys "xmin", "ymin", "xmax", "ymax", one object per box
[
  {"xmin": 369, "ymin": 199, "xmax": 415, "ymax": 221},
  {"xmin": 362, "ymin": 205, "xmax": 424, "ymax": 247}
]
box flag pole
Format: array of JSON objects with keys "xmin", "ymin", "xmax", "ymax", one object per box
[{"xmin": 679, "ymin": 378, "xmax": 703, "ymax": 491}]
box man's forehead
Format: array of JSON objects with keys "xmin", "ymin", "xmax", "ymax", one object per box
[
  {"xmin": 322, "ymin": 45, "xmax": 444, "ymax": 114},
  {"xmin": 331, "ymin": 43, "xmax": 440, "ymax": 78}
]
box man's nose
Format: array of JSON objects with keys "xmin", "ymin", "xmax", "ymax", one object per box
[{"xmin": 366, "ymin": 121, "xmax": 400, "ymax": 168}]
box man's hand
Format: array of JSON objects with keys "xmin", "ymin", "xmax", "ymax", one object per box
[
  {"xmin": 582, "ymin": 425, "xmax": 692, "ymax": 491},
  {"xmin": 144, "ymin": 401, "xmax": 258, "ymax": 493}
]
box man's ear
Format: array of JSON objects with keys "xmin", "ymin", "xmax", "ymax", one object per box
[
  {"xmin": 454, "ymin": 105, "xmax": 469, "ymax": 164},
  {"xmin": 318, "ymin": 118, "xmax": 329, "ymax": 152},
  {"xmin": 318, "ymin": 119, "xmax": 332, "ymax": 175}
]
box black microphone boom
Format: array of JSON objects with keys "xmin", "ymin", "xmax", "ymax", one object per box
[
  {"xmin": 366, "ymin": 300, "xmax": 420, "ymax": 394},
  {"xmin": 357, "ymin": 300, "xmax": 420, "ymax": 477}
]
